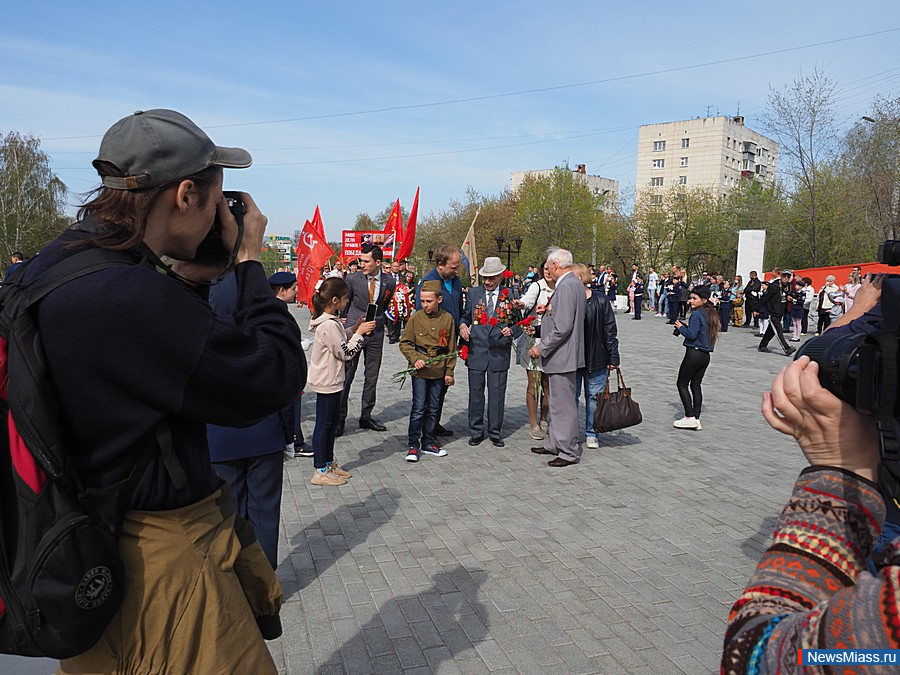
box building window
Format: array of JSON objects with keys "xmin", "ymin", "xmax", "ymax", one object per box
[
  {"xmin": 651, "ymin": 177, "xmax": 664, "ymax": 187},
  {"xmin": 680, "ymin": 157, "xmax": 688, "ymax": 167},
  {"xmin": 650, "ymin": 195, "xmax": 663, "ymax": 205},
  {"xmin": 678, "ymin": 175, "xmax": 687, "ymax": 185},
  {"xmin": 682, "ymin": 138, "xmax": 690, "ymax": 148},
  {"xmin": 653, "ymin": 141, "xmax": 666, "ymax": 151},
  {"xmin": 652, "ymin": 159, "xmax": 665, "ymax": 169}
]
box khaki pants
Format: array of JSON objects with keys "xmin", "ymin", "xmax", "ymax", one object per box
[
  {"xmin": 733, "ymin": 304, "xmax": 744, "ymax": 326},
  {"xmin": 59, "ymin": 486, "xmax": 281, "ymax": 675}
]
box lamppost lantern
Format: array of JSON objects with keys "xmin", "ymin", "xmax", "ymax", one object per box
[
  {"xmin": 427, "ymin": 249, "xmax": 434, "ymax": 263},
  {"xmin": 495, "ymin": 232, "xmax": 521, "ymax": 274}
]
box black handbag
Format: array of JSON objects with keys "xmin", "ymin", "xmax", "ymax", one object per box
[{"xmin": 593, "ymin": 368, "xmax": 643, "ymax": 432}]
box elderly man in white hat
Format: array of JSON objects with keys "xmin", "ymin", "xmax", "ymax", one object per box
[{"xmin": 459, "ymin": 257, "xmax": 522, "ymax": 447}]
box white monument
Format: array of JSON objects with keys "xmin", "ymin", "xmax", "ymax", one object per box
[{"xmin": 736, "ymin": 230, "xmax": 766, "ymax": 282}]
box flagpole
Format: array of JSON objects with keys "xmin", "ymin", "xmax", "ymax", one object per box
[{"xmin": 469, "ymin": 209, "xmax": 480, "ymax": 284}]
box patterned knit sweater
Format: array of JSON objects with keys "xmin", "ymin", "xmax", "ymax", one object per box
[{"xmin": 722, "ymin": 466, "xmax": 899, "ymax": 674}]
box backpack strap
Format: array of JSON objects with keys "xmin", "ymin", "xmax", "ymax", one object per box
[{"xmin": 18, "ymin": 248, "xmax": 139, "ymax": 310}]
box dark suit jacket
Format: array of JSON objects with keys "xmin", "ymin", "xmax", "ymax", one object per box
[
  {"xmin": 342, "ymin": 271, "xmax": 396, "ymax": 335},
  {"xmin": 460, "ymin": 285, "xmax": 522, "ymax": 372},
  {"xmin": 759, "ymin": 280, "xmax": 785, "ymax": 317}
]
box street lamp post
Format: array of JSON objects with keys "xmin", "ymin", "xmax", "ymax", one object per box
[{"xmin": 495, "ymin": 234, "xmax": 523, "ymax": 274}]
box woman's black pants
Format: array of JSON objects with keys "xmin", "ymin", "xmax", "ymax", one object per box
[{"xmin": 676, "ymin": 347, "xmax": 710, "ymax": 418}]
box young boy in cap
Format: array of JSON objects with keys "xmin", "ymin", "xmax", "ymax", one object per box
[
  {"xmin": 399, "ymin": 280, "xmax": 456, "ymax": 462},
  {"xmin": 267, "ymin": 272, "xmax": 313, "ymax": 458},
  {"xmin": 459, "ymin": 256, "xmax": 521, "ymax": 447}
]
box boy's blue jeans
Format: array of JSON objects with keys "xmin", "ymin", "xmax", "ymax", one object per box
[
  {"xmin": 576, "ymin": 368, "xmax": 609, "ymax": 439},
  {"xmin": 408, "ymin": 376, "xmax": 442, "ymax": 449}
]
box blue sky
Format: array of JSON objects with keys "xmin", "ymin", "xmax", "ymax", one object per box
[{"xmin": 2, "ymin": 2, "xmax": 898, "ymax": 242}]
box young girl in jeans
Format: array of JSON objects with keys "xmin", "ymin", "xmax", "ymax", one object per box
[
  {"xmin": 672, "ymin": 285, "xmax": 720, "ymax": 431},
  {"xmin": 307, "ymin": 278, "xmax": 375, "ymax": 486}
]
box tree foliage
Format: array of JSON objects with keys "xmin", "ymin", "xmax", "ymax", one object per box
[{"xmin": 0, "ymin": 131, "xmax": 69, "ymax": 261}]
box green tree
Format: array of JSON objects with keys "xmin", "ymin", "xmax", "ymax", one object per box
[
  {"xmin": 352, "ymin": 213, "xmax": 376, "ymax": 231},
  {"xmin": 0, "ymin": 131, "xmax": 69, "ymax": 261},
  {"xmin": 843, "ymin": 96, "xmax": 900, "ymax": 242},
  {"xmin": 513, "ymin": 167, "xmax": 602, "ymax": 268},
  {"xmin": 762, "ymin": 69, "xmax": 839, "ymax": 266}
]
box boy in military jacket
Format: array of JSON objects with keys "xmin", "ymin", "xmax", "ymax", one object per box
[{"xmin": 399, "ymin": 280, "xmax": 456, "ymax": 462}]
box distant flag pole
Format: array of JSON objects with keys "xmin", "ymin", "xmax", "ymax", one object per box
[{"xmin": 460, "ymin": 209, "xmax": 480, "ymax": 284}]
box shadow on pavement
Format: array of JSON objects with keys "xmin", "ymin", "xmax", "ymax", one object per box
[
  {"xmin": 282, "ymin": 488, "xmax": 400, "ymax": 600},
  {"xmin": 740, "ymin": 515, "xmax": 778, "ymax": 561},
  {"xmin": 320, "ymin": 566, "xmax": 489, "ymax": 673}
]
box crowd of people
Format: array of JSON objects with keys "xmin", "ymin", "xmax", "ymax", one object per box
[{"xmin": 18, "ymin": 106, "xmax": 899, "ymax": 673}]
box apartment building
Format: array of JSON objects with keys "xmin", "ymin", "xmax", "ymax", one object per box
[
  {"xmin": 510, "ymin": 164, "xmax": 619, "ymax": 213},
  {"xmin": 635, "ymin": 116, "xmax": 777, "ymax": 204}
]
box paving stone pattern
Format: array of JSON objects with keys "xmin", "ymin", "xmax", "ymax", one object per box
[{"xmin": 268, "ymin": 306, "xmax": 809, "ymax": 674}]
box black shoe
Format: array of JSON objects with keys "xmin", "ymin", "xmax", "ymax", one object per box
[
  {"xmin": 468, "ymin": 436, "xmax": 485, "ymax": 446},
  {"xmin": 434, "ymin": 425, "xmax": 453, "ymax": 437},
  {"xmin": 784, "ymin": 346, "xmax": 796, "ymax": 356},
  {"xmin": 359, "ymin": 418, "xmax": 387, "ymax": 432},
  {"xmin": 548, "ymin": 457, "xmax": 578, "ymax": 467},
  {"xmin": 491, "ymin": 438, "xmax": 505, "ymax": 448},
  {"xmin": 531, "ymin": 446, "xmax": 556, "ymax": 455},
  {"xmin": 632, "ymin": 317, "xmax": 641, "ymax": 320},
  {"xmin": 388, "ymin": 339, "xmax": 398, "ymax": 344},
  {"xmin": 758, "ymin": 346, "xmax": 771, "ymax": 353},
  {"xmin": 334, "ymin": 424, "xmax": 345, "ymax": 438}
]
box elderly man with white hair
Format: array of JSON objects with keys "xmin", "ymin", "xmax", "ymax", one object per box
[{"xmin": 528, "ymin": 247, "xmax": 586, "ymax": 467}]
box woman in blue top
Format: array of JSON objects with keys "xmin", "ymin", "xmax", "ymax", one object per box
[{"xmin": 672, "ymin": 284, "xmax": 720, "ymax": 431}]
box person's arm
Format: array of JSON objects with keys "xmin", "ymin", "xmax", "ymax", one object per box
[
  {"xmin": 602, "ymin": 301, "xmax": 620, "ymax": 367},
  {"xmin": 677, "ymin": 311, "xmax": 703, "ymax": 340},
  {"xmin": 180, "ymin": 262, "xmax": 307, "ymax": 425},
  {"xmin": 321, "ymin": 320, "xmax": 365, "ymax": 362},
  {"xmin": 538, "ymin": 283, "xmax": 577, "ymax": 358},
  {"xmin": 398, "ymin": 315, "xmax": 419, "ymax": 366},
  {"xmin": 723, "ymin": 357, "xmax": 884, "ymax": 673}
]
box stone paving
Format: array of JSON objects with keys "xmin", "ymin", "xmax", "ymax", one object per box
[
  {"xmin": 1, "ymin": 307, "xmax": 807, "ymax": 675},
  {"xmin": 268, "ymin": 306, "xmax": 808, "ymax": 674}
]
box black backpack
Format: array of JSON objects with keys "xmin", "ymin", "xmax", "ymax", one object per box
[{"xmin": 0, "ymin": 247, "xmax": 169, "ymax": 658}]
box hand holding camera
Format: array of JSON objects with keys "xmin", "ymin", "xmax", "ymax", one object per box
[{"xmin": 762, "ymin": 356, "xmax": 879, "ymax": 482}]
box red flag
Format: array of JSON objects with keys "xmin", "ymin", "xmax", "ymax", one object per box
[
  {"xmin": 395, "ymin": 186, "xmax": 419, "ymax": 261},
  {"xmin": 383, "ymin": 198, "xmax": 403, "ymax": 258},
  {"xmin": 296, "ymin": 206, "xmax": 334, "ymax": 305}
]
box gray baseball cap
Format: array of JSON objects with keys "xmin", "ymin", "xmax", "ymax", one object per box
[{"xmin": 93, "ymin": 109, "xmax": 252, "ymax": 190}]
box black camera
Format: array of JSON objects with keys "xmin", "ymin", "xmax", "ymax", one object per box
[
  {"xmin": 794, "ymin": 242, "xmax": 900, "ymax": 417},
  {"xmin": 194, "ymin": 191, "xmax": 245, "ymax": 266}
]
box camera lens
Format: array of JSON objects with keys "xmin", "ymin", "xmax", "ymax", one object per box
[{"xmin": 795, "ymin": 330, "xmax": 867, "ymax": 407}]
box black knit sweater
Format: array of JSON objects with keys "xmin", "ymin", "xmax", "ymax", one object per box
[{"xmin": 26, "ymin": 227, "xmax": 305, "ymax": 510}]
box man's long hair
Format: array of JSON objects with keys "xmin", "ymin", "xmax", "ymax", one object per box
[{"xmin": 76, "ymin": 163, "xmax": 221, "ymax": 250}]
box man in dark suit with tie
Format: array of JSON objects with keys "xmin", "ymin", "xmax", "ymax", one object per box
[
  {"xmin": 459, "ymin": 257, "xmax": 522, "ymax": 448},
  {"xmin": 529, "ymin": 247, "xmax": 586, "ymax": 467},
  {"xmin": 336, "ymin": 243, "xmax": 396, "ymax": 436}
]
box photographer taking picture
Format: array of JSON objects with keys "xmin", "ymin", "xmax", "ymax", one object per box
[
  {"xmin": 723, "ymin": 266, "xmax": 900, "ymax": 673},
  {"xmin": 27, "ymin": 110, "xmax": 305, "ymax": 673}
]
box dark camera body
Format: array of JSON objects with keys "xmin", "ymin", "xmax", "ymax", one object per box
[
  {"xmin": 794, "ymin": 243, "xmax": 900, "ymax": 417},
  {"xmin": 194, "ymin": 191, "xmax": 245, "ymax": 266}
]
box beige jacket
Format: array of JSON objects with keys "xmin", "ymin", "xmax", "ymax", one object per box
[{"xmin": 307, "ymin": 313, "xmax": 364, "ymax": 394}]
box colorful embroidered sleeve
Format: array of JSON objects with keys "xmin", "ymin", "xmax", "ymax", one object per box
[{"xmin": 722, "ymin": 467, "xmax": 894, "ymax": 674}]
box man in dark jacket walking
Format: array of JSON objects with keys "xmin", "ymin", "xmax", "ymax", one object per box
[
  {"xmin": 757, "ymin": 271, "xmax": 796, "ymax": 356},
  {"xmin": 574, "ymin": 265, "xmax": 620, "ymax": 449},
  {"xmin": 744, "ymin": 271, "xmax": 762, "ymax": 328}
]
